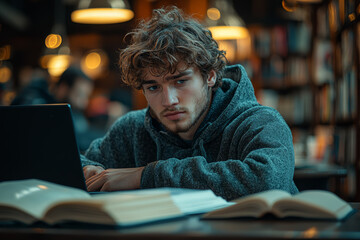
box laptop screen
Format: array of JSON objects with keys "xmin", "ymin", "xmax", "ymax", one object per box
[{"xmin": 0, "ymin": 104, "xmax": 87, "ymax": 191}]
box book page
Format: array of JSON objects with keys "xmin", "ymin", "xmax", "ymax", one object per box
[
  {"xmin": 272, "ymin": 190, "xmax": 353, "ymax": 219},
  {"xmin": 242, "ymin": 190, "xmax": 291, "ymax": 206},
  {"xmin": 168, "ymin": 189, "xmax": 232, "ymax": 214},
  {"xmin": 0, "ymin": 179, "xmax": 90, "ymax": 221},
  {"xmin": 203, "ymin": 189, "xmax": 291, "ymax": 218},
  {"xmin": 44, "ymin": 188, "xmax": 183, "ymax": 226}
]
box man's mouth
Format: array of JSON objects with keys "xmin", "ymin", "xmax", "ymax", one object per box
[{"xmin": 163, "ymin": 111, "xmax": 185, "ymax": 121}]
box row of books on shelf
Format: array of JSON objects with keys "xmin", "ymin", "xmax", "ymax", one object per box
[
  {"xmin": 250, "ymin": 22, "xmax": 311, "ymax": 58},
  {"xmin": 260, "ymin": 56, "xmax": 310, "ymax": 87},
  {"xmin": 333, "ymin": 126, "xmax": 357, "ymax": 166},
  {"xmin": 292, "ymin": 124, "xmax": 357, "ymax": 199},
  {"xmin": 287, "ymin": 22, "xmax": 312, "ymax": 55},
  {"xmin": 284, "ymin": 57, "xmax": 310, "ymax": 86},
  {"xmin": 314, "ymin": 68, "xmax": 357, "ymax": 123},
  {"xmin": 357, "ymin": 22, "xmax": 360, "ymax": 62},
  {"xmin": 327, "ymin": 0, "xmax": 358, "ymax": 35},
  {"xmin": 313, "ymin": 28, "xmax": 357, "ymax": 86},
  {"xmin": 339, "ymin": 29, "xmax": 354, "ymax": 73},
  {"xmin": 259, "ymin": 88, "xmax": 312, "ymax": 126},
  {"xmin": 315, "ymin": 83, "xmax": 334, "ymax": 124},
  {"xmin": 332, "ymin": 126, "xmax": 357, "ymax": 199},
  {"xmin": 316, "ymin": 2, "xmax": 331, "ymax": 38},
  {"xmin": 293, "ymin": 125, "xmax": 357, "ymax": 166},
  {"xmin": 335, "ymin": 67, "xmax": 357, "ymax": 121},
  {"xmin": 313, "ymin": 38, "xmax": 334, "ymax": 85}
]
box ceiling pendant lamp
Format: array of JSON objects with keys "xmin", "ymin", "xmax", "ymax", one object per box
[
  {"xmin": 205, "ymin": 0, "xmax": 250, "ymax": 41},
  {"xmin": 205, "ymin": 0, "xmax": 251, "ymax": 62},
  {"xmin": 71, "ymin": 0, "xmax": 134, "ymax": 24}
]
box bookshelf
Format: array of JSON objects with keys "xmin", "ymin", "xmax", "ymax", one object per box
[
  {"xmin": 250, "ymin": 0, "xmax": 360, "ymax": 201},
  {"xmin": 326, "ymin": 0, "xmax": 359, "ymax": 201}
]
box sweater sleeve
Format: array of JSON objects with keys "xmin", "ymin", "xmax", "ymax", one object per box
[
  {"xmin": 141, "ymin": 108, "xmax": 298, "ymax": 201},
  {"xmin": 80, "ymin": 112, "xmax": 139, "ymax": 169}
]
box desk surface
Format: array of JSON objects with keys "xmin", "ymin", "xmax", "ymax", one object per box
[
  {"xmin": 1, "ymin": 203, "xmax": 359, "ymax": 240},
  {"xmin": 294, "ymin": 163, "xmax": 347, "ymax": 179}
]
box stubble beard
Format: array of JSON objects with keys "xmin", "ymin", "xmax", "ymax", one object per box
[{"xmin": 152, "ymin": 85, "xmax": 212, "ymax": 135}]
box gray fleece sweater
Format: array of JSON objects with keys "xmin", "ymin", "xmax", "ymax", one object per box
[{"xmin": 81, "ymin": 64, "xmax": 298, "ymax": 200}]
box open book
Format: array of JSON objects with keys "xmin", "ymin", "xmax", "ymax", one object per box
[
  {"xmin": 0, "ymin": 179, "xmax": 230, "ymax": 227},
  {"xmin": 203, "ymin": 189, "xmax": 354, "ymax": 220}
]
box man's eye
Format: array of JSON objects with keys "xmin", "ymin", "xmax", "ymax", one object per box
[
  {"xmin": 176, "ymin": 79, "xmax": 187, "ymax": 84},
  {"xmin": 147, "ymin": 86, "xmax": 158, "ymax": 91}
]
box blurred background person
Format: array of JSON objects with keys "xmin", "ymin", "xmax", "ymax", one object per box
[{"xmin": 11, "ymin": 66, "xmax": 105, "ymax": 152}]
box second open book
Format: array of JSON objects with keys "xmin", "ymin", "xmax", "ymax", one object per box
[{"xmin": 203, "ymin": 189, "xmax": 354, "ymax": 220}]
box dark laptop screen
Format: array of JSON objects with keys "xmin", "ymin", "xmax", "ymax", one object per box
[{"xmin": 0, "ymin": 104, "xmax": 87, "ymax": 190}]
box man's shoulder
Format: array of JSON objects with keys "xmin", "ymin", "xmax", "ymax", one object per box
[
  {"xmin": 112, "ymin": 109, "xmax": 147, "ymax": 128},
  {"xmin": 124, "ymin": 108, "xmax": 147, "ymax": 119}
]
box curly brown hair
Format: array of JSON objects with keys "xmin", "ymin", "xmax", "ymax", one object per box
[{"xmin": 119, "ymin": 6, "xmax": 227, "ymax": 90}]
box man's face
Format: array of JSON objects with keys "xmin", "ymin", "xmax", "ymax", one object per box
[{"xmin": 142, "ymin": 65, "xmax": 216, "ymax": 140}]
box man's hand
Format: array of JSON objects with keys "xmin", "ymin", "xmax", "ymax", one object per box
[
  {"xmin": 83, "ymin": 165, "xmax": 105, "ymax": 180},
  {"xmin": 85, "ymin": 167, "xmax": 145, "ymax": 192}
]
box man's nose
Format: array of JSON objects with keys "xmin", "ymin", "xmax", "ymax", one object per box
[{"xmin": 162, "ymin": 87, "xmax": 179, "ymax": 107}]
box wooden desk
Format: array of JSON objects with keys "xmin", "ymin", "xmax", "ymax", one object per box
[
  {"xmin": 294, "ymin": 164, "xmax": 347, "ymax": 191},
  {"xmin": 0, "ymin": 203, "xmax": 359, "ymax": 240}
]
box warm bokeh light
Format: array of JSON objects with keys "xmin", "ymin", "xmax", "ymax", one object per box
[
  {"xmin": 47, "ymin": 55, "xmax": 71, "ymax": 77},
  {"xmin": 348, "ymin": 13, "xmax": 356, "ymax": 22},
  {"xmin": 37, "ymin": 185, "xmax": 48, "ymax": 190},
  {"xmin": 208, "ymin": 26, "xmax": 250, "ymax": 40},
  {"xmin": 303, "ymin": 227, "xmax": 318, "ymax": 238},
  {"xmin": 0, "ymin": 45, "xmax": 11, "ymax": 60},
  {"xmin": 207, "ymin": 8, "xmax": 221, "ymax": 21},
  {"xmin": 45, "ymin": 34, "xmax": 62, "ymax": 49},
  {"xmin": 217, "ymin": 37, "xmax": 252, "ymax": 62},
  {"xmin": 282, "ymin": 0, "xmax": 295, "ymax": 12},
  {"xmin": 3, "ymin": 91, "xmax": 15, "ymax": 105},
  {"xmin": 81, "ymin": 50, "xmax": 108, "ymax": 78},
  {"xmin": 0, "ymin": 65, "xmax": 12, "ymax": 83},
  {"xmin": 218, "ymin": 41, "xmax": 236, "ymax": 62},
  {"xmin": 296, "ymin": 0, "xmax": 322, "ymax": 2},
  {"xmin": 328, "ymin": 2, "xmax": 336, "ymax": 33},
  {"xmin": 40, "ymin": 55, "xmax": 53, "ymax": 69},
  {"xmin": 85, "ymin": 52, "xmax": 101, "ymax": 69},
  {"xmin": 71, "ymin": 8, "xmax": 134, "ymax": 24}
]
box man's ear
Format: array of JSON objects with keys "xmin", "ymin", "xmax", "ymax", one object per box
[{"xmin": 207, "ymin": 70, "xmax": 216, "ymax": 87}]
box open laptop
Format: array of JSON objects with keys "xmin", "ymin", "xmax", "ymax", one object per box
[{"xmin": 0, "ymin": 104, "xmax": 88, "ymax": 191}]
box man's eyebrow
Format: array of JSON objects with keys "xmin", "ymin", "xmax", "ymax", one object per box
[
  {"xmin": 165, "ymin": 70, "xmax": 192, "ymax": 81},
  {"xmin": 142, "ymin": 80, "xmax": 157, "ymax": 85},
  {"xmin": 141, "ymin": 70, "xmax": 193, "ymax": 86}
]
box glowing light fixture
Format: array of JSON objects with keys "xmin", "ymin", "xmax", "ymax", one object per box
[
  {"xmin": 47, "ymin": 54, "xmax": 71, "ymax": 77},
  {"xmin": 205, "ymin": 0, "xmax": 251, "ymax": 62},
  {"xmin": 40, "ymin": 0, "xmax": 72, "ymax": 79},
  {"xmin": 282, "ymin": 0, "xmax": 323, "ymax": 12},
  {"xmin": 45, "ymin": 34, "xmax": 62, "ymax": 49},
  {"xmin": 210, "ymin": 26, "xmax": 250, "ymax": 41},
  {"xmin": 40, "ymin": 23, "xmax": 72, "ymax": 78},
  {"xmin": 71, "ymin": 0, "xmax": 134, "ymax": 24},
  {"xmin": 205, "ymin": 0, "xmax": 250, "ymax": 41}
]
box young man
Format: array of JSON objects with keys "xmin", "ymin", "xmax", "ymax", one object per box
[{"xmin": 81, "ymin": 7, "xmax": 298, "ymax": 200}]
